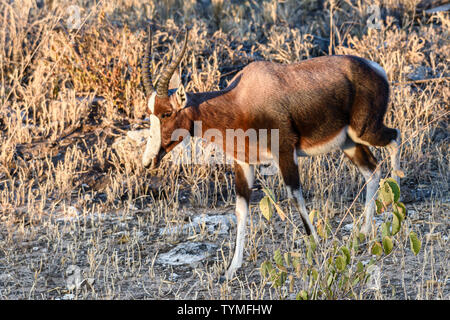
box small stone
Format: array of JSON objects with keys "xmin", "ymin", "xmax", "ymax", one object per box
[
  {"xmin": 67, "ymin": 206, "xmax": 79, "ymax": 217},
  {"xmin": 126, "ymin": 129, "xmax": 150, "ymax": 146},
  {"xmin": 159, "ymin": 214, "xmax": 236, "ymax": 236},
  {"xmin": 406, "ymin": 65, "xmax": 432, "ymax": 81},
  {"xmin": 157, "ymin": 242, "xmax": 218, "ymax": 266}
]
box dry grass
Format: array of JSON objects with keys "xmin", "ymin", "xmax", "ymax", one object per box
[{"xmin": 0, "ymin": 0, "xmax": 448, "ymax": 299}]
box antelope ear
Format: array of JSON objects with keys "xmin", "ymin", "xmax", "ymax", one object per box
[
  {"xmin": 175, "ymin": 84, "xmax": 187, "ymax": 110},
  {"xmin": 169, "ymin": 70, "xmax": 182, "ymax": 90}
]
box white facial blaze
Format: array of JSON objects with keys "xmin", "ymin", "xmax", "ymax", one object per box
[
  {"xmin": 142, "ymin": 114, "xmax": 161, "ymax": 167},
  {"xmin": 148, "ymin": 92, "xmax": 156, "ymax": 113}
]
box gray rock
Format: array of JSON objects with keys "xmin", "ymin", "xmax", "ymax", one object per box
[
  {"xmin": 406, "ymin": 65, "xmax": 432, "ymax": 81},
  {"xmin": 113, "ymin": 129, "xmax": 150, "ymax": 166},
  {"xmin": 126, "ymin": 129, "xmax": 150, "ymax": 146},
  {"xmin": 157, "ymin": 242, "xmax": 218, "ymax": 266},
  {"xmin": 343, "ymin": 214, "xmax": 386, "ymax": 232},
  {"xmin": 425, "ymin": 4, "xmax": 450, "ymax": 14},
  {"xmin": 159, "ymin": 214, "xmax": 236, "ymax": 236}
]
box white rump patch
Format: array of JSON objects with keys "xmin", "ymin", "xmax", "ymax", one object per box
[
  {"xmin": 142, "ymin": 114, "xmax": 161, "ymax": 167},
  {"xmin": 147, "ymin": 92, "xmax": 156, "ymax": 113},
  {"xmin": 365, "ymin": 59, "xmax": 388, "ymax": 82}
]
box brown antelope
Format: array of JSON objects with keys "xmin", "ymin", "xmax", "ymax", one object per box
[{"xmin": 141, "ymin": 28, "xmax": 401, "ymax": 279}]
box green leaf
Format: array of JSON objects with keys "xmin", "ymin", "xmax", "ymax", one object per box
[
  {"xmin": 327, "ymin": 273, "xmax": 334, "ymax": 287},
  {"xmin": 263, "ymin": 187, "xmax": 276, "ymax": 202},
  {"xmin": 260, "ymin": 261, "xmax": 274, "ymax": 278},
  {"xmin": 385, "ymin": 178, "xmax": 400, "ymax": 202},
  {"xmin": 326, "ymin": 257, "xmax": 334, "ymax": 266},
  {"xmin": 382, "ymin": 236, "xmax": 393, "ymax": 255},
  {"xmin": 274, "ymin": 249, "xmax": 284, "ymax": 267},
  {"xmin": 378, "ymin": 180, "xmax": 394, "ymax": 205},
  {"xmin": 351, "ymin": 236, "xmax": 359, "ymax": 252},
  {"xmin": 275, "ymin": 271, "xmax": 287, "ymax": 287},
  {"xmin": 262, "ymin": 188, "xmax": 286, "ymax": 221},
  {"xmin": 296, "ymin": 290, "xmax": 308, "ymax": 300},
  {"xmin": 409, "ymin": 232, "xmax": 421, "ymax": 256},
  {"xmin": 306, "ymin": 247, "xmax": 313, "ymax": 265},
  {"xmin": 358, "ymin": 232, "xmax": 366, "ymax": 243},
  {"xmin": 392, "ymin": 205, "xmax": 404, "ymax": 222},
  {"xmin": 395, "ymin": 202, "xmax": 407, "ymax": 219},
  {"xmin": 375, "ymin": 199, "xmax": 384, "ymax": 214},
  {"xmin": 340, "ymin": 246, "xmax": 351, "ymax": 265},
  {"xmin": 391, "ymin": 213, "xmax": 401, "ymax": 236},
  {"xmin": 335, "ymin": 255, "xmax": 346, "ymax": 272},
  {"xmin": 316, "ymin": 218, "xmax": 331, "ymax": 239},
  {"xmin": 381, "ymin": 222, "xmax": 391, "ymax": 238},
  {"xmin": 371, "ymin": 241, "xmax": 383, "ymax": 256},
  {"xmin": 309, "ymin": 235, "xmax": 317, "ymax": 252},
  {"xmin": 311, "ymin": 268, "xmax": 319, "ymax": 281},
  {"xmin": 259, "ymin": 196, "xmax": 273, "ymax": 221},
  {"xmin": 356, "ymin": 261, "xmax": 364, "ymax": 273},
  {"xmin": 284, "ymin": 252, "xmax": 291, "ymax": 267}
]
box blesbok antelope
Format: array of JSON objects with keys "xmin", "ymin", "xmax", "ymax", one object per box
[{"xmin": 140, "ymin": 28, "xmax": 401, "ymax": 279}]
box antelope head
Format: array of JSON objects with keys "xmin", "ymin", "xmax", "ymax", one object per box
[{"xmin": 141, "ymin": 28, "xmax": 189, "ymax": 169}]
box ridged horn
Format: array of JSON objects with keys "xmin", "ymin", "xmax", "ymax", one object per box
[
  {"xmin": 142, "ymin": 26, "xmax": 154, "ymax": 96},
  {"xmin": 156, "ymin": 29, "xmax": 189, "ymax": 98}
]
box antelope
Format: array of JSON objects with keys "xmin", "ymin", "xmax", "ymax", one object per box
[{"xmin": 140, "ymin": 27, "xmax": 401, "ymax": 279}]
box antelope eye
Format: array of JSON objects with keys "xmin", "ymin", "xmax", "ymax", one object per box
[{"xmin": 161, "ymin": 112, "xmax": 172, "ymax": 119}]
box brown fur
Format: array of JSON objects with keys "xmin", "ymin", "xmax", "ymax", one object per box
[
  {"xmin": 150, "ymin": 55, "xmax": 396, "ymax": 160},
  {"xmin": 147, "ymin": 54, "xmax": 398, "ymax": 240}
]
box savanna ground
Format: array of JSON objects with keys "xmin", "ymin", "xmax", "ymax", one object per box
[{"xmin": 0, "ymin": 0, "xmax": 448, "ymax": 300}]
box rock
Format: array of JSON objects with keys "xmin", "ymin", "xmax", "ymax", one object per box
[
  {"xmin": 112, "ymin": 129, "xmax": 150, "ymax": 167},
  {"xmin": 193, "ymin": 214, "xmax": 236, "ymax": 234},
  {"xmin": 408, "ymin": 209, "xmax": 419, "ymax": 220},
  {"xmin": 67, "ymin": 206, "xmax": 79, "ymax": 216},
  {"xmin": 157, "ymin": 242, "xmax": 218, "ymax": 266},
  {"xmin": 158, "ymin": 214, "xmax": 236, "ymax": 236},
  {"xmin": 424, "ymin": 3, "xmax": 450, "ymax": 14},
  {"xmin": 343, "ymin": 223, "xmax": 354, "ymax": 232},
  {"xmin": 406, "ymin": 65, "xmax": 432, "ymax": 81},
  {"xmin": 65, "ymin": 265, "xmax": 83, "ymax": 290},
  {"xmin": 55, "ymin": 206, "xmax": 80, "ymax": 222},
  {"xmin": 411, "ymin": 187, "xmax": 432, "ymax": 201},
  {"xmin": 126, "ymin": 129, "xmax": 150, "ymax": 146},
  {"xmin": 343, "ymin": 214, "xmax": 385, "ymax": 232},
  {"xmin": 168, "ymin": 273, "xmax": 180, "ymax": 282}
]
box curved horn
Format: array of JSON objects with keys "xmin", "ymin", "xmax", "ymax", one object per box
[
  {"xmin": 142, "ymin": 26, "xmax": 154, "ymax": 96},
  {"xmin": 156, "ymin": 29, "xmax": 189, "ymax": 98}
]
